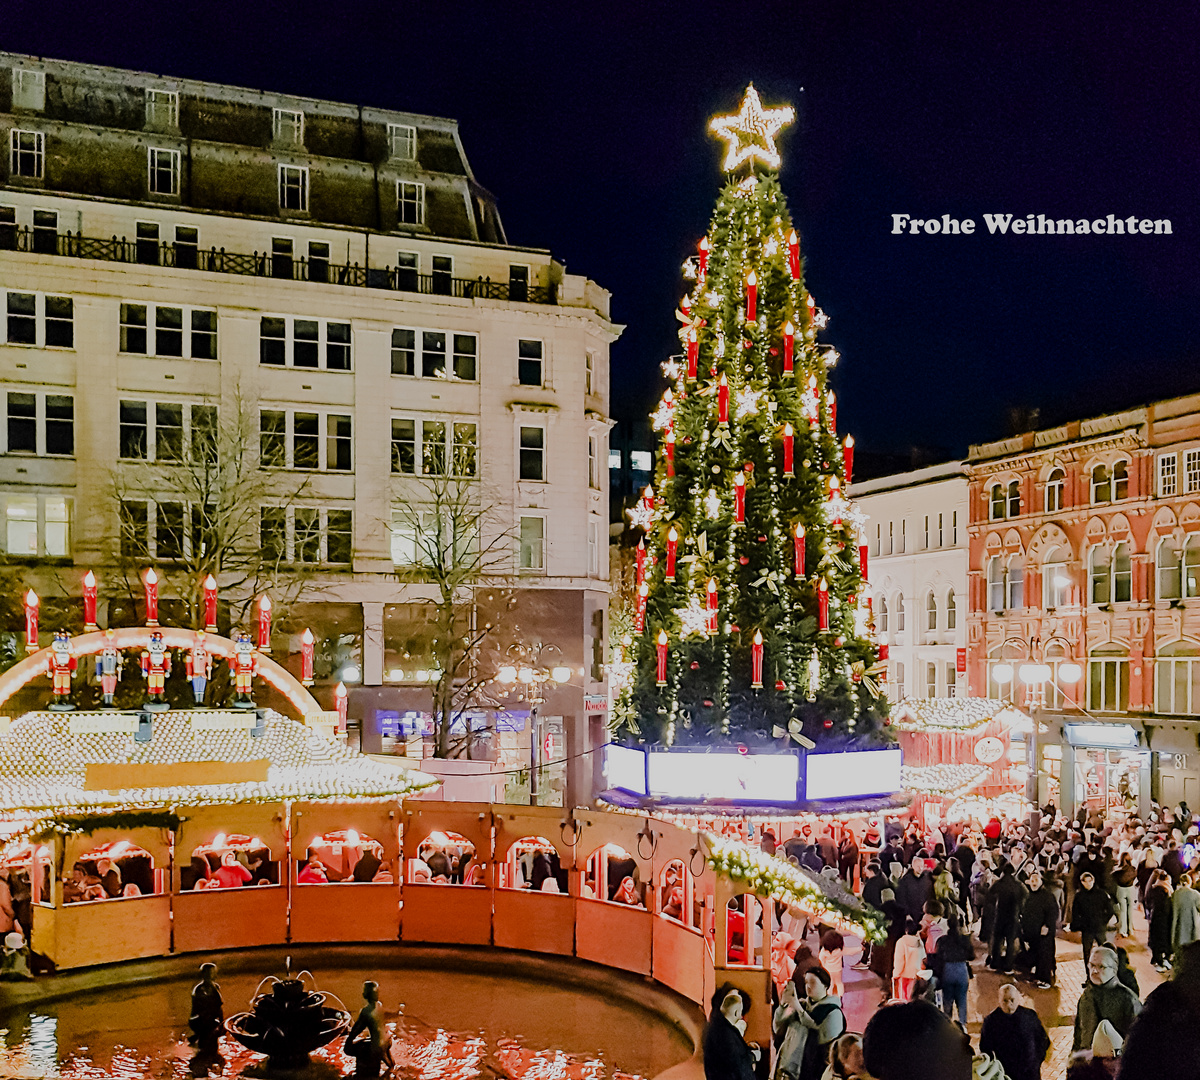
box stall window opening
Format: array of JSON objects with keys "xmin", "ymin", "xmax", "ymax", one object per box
[
  {"xmin": 183, "ymin": 833, "xmax": 278, "ymax": 890},
  {"xmin": 62, "ymin": 840, "xmax": 161, "ymax": 903},
  {"xmin": 410, "ymin": 830, "xmax": 480, "ymax": 885},
  {"xmin": 298, "ymin": 829, "xmax": 390, "ymax": 884},
  {"xmin": 583, "ymin": 843, "xmax": 644, "ymax": 907},
  {"xmin": 500, "ymin": 835, "xmax": 567, "ymax": 892},
  {"xmin": 658, "ymin": 857, "xmax": 700, "ymax": 929}
]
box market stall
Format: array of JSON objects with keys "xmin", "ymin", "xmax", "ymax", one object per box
[{"xmin": 492, "ymin": 806, "xmax": 575, "ymax": 956}]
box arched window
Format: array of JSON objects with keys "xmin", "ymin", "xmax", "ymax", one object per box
[
  {"xmin": 1006, "ymin": 559, "xmax": 1025, "ymax": 609},
  {"xmin": 1091, "ymin": 464, "xmax": 1111, "ymax": 504},
  {"xmin": 987, "ymin": 556, "xmax": 1004, "ymax": 612},
  {"xmin": 1157, "ymin": 538, "xmax": 1182, "ymax": 600},
  {"xmin": 1090, "ymin": 546, "xmax": 1111, "ymax": 604},
  {"xmin": 1112, "ymin": 543, "xmax": 1132, "ymax": 603},
  {"xmin": 895, "ymin": 594, "xmax": 906, "ymax": 631},
  {"xmin": 1007, "ymin": 480, "xmax": 1021, "ymax": 518},
  {"xmin": 1156, "ymin": 642, "xmax": 1200, "ymax": 716},
  {"xmin": 878, "ymin": 596, "xmax": 888, "ymax": 633},
  {"xmin": 1113, "ymin": 460, "xmax": 1129, "ymax": 500},
  {"xmin": 1045, "ymin": 468, "xmax": 1065, "ymax": 513},
  {"xmin": 1043, "ymin": 547, "xmax": 1070, "ymax": 609},
  {"xmin": 1186, "ymin": 536, "xmax": 1200, "ymax": 599},
  {"xmin": 1088, "ymin": 647, "xmax": 1129, "ymax": 712},
  {"xmin": 990, "ymin": 485, "xmax": 1006, "ymax": 521},
  {"xmin": 946, "ymin": 589, "xmax": 957, "ymax": 630},
  {"xmin": 926, "ymin": 591, "xmax": 937, "ymax": 631}
]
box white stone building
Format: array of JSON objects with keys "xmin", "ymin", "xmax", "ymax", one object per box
[
  {"xmin": 850, "ymin": 462, "xmax": 969, "ymax": 701},
  {"xmin": 0, "ymin": 54, "xmax": 618, "ymax": 804}
]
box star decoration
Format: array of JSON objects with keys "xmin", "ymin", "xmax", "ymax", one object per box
[
  {"xmin": 675, "ymin": 596, "xmax": 710, "ymax": 639},
  {"xmin": 710, "ymin": 85, "xmax": 795, "ymax": 171},
  {"xmin": 812, "ymin": 308, "xmax": 829, "ymax": 329}
]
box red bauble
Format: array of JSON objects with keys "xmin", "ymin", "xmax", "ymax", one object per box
[
  {"xmin": 737, "ymin": 744, "xmax": 748, "ymax": 756},
  {"xmin": 775, "ymin": 679, "xmax": 786, "ymax": 691},
  {"xmin": 739, "ymin": 556, "xmax": 749, "ymax": 565},
  {"xmin": 703, "ymin": 698, "xmax": 714, "ymax": 707},
  {"xmin": 690, "ymin": 661, "xmax": 700, "ymax": 670},
  {"xmin": 758, "ymin": 535, "xmax": 767, "ymax": 542},
  {"xmin": 823, "ymin": 719, "xmax": 834, "ymax": 729}
]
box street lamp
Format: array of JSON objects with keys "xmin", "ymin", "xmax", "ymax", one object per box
[{"xmin": 497, "ymin": 642, "xmax": 572, "ymax": 805}]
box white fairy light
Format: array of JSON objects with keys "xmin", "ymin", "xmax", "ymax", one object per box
[
  {"xmin": 704, "ymin": 488, "xmax": 722, "ymax": 519},
  {"xmin": 675, "ymin": 596, "xmax": 710, "ymax": 639}
]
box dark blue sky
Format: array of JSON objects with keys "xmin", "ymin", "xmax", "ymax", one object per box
[{"xmin": 6, "ymin": 0, "xmax": 1199, "ymax": 456}]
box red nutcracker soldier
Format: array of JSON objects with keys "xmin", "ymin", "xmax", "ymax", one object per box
[
  {"xmin": 232, "ymin": 630, "xmax": 257, "ymax": 707},
  {"xmin": 48, "ymin": 630, "xmax": 77, "ymax": 710},
  {"xmin": 97, "ymin": 628, "xmax": 122, "ymax": 708},
  {"xmin": 186, "ymin": 631, "xmax": 213, "ymax": 705},
  {"xmin": 141, "ymin": 630, "xmax": 171, "ymax": 707}
]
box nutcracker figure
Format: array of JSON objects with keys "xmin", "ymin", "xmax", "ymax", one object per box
[
  {"xmin": 97, "ymin": 628, "xmax": 122, "ymax": 707},
  {"xmin": 48, "ymin": 630, "xmax": 77, "ymax": 709},
  {"xmin": 141, "ymin": 630, "xmax": 171, "ymax": 706},
  {"xmin": 186, "ymin": 631, "xmax": 213, "ymax": 705},
  {"xmin": 232, "ymin": 631, "xmax": 257, "ymax": 706}
]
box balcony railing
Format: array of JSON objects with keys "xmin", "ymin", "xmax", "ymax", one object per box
[{"xmin": 0, "ymin": 224, "xmax": 558, "ymax": 305}]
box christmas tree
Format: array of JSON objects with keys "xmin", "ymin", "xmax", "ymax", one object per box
[{"xmin": 615, "ymin": 86, "xmax": 889, "ymax": 750}]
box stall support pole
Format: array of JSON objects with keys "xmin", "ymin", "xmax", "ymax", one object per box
[{"xmin": 529, "ymin": 705, "xmax": 540, "ymax": 805}]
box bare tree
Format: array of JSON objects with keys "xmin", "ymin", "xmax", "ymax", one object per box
[
  {"xmin": 390, "ymin": 474, "xmax": 517, "ymax": 758},
  {"xmin": 109, "ymin": 386, "xmax": 318, "ymax": 628}
]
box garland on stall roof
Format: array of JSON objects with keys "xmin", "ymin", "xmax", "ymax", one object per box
[
  {"xmin": 10, "ymin": 809, "xmax": 183, "ymax": 847},
  {"xmin": 705, "ymin": 833, "xmax": 887, "ymax": 943}
]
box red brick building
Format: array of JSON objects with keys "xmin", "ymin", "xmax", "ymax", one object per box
[{"xmin": 965, "ymin": 393, "xmax": 1200, "ymax": 816}]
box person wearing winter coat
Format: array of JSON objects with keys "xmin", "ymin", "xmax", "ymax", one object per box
[
  {"xmin": 796, "ymin": 967, "xmax": 846, "ymax": 1080},
  {"xmin": 892, "ymin": 918, "xmax": 926, "ymax": 1002},
  {"xmin": 704, "ymin": 988, "xmax": 758, "ymax": 1080},
  {"xmin": 979, "ymin": 983, "xmax": 1050, "ymax": 1080},
  {"xmin": 987, "ymin": 861, "xmax": 1027, "ymax": 972},
  {"xmin": 1072, "ymin": 871, "xmax": 1115, "ymax": 964},
  {"xmin": 868, "ymin": 894, "xmax": 905, "ymax": 996},
  {"xmin": 1072, "ymin": 945, "xmax": 1141, "ymax": 1052},
  {"xmin": 1116, "ymin": 939, "xmax": 1200, "ymax": 1080},
  {"xmin": 1019, "ymin": 870, "xmax": 1060, "ymax": 987},
  {"xmin": 1113, "ymin": 853, "xmax": 1138, "ymax": 938},
  {"xmin": 772, "ymin": 979, "xmax": 811, "ymax": 1080},
  {"xmin": 936, "ymin": 915, "xmax": 975, "ymax": 1026},
  {"xmin": 1145, "ymin": 869, "xmax": 1174, "ymax": 969},
  {"xmin": 858, "ymin": 862, "xmax": 887, "ymax": 969},
  {"xmin": 1172, "ymin": 871, "xmax": 1200, "ymax": 954},
  {"xmin": 895, "ymin": 863, "xmax": 933, "ymax": 924}
]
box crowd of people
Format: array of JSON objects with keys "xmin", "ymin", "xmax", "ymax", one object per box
[{"xmin": 705, "ymin": 800, "xmax": 1200, "ymax": 1080}]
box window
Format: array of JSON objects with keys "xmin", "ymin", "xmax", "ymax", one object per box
[
  {"xmin": 120, "ymin": 500, "xmax": 149, "ymax": 558},
  {"xmin": 293, "ymin": 413, "xmax": 319, "ymax": 469},
  {"xmin": 6, "ymin": 496, "xmax": 37, "ymax": 555},
  {"xmin": 1007, "ymin": 559, "xmax": 1025, "ymax": 609},
  {"xmin": 119, "ymin": 400, "xmax": 148, "ymax": 459},
  {"xmin": 259, "ymin": 317, "xmax": 350, "ymax": 369},
  {"xmin": 155, "ymin": 307, "xmax": 183, "ymax": 356},
  {"xmin": 452, "ymin": 334, "xmax": 477, "ymax": 380},
  {"xmin": 1187, "ymin": 450, "xmax": 1200, "ymax": 494},
  {"xmin": 1008, "ymin": 480, "xmax": 1021, "ymax": 517},
  {"xmin": 260, "ymin": 317, "xmax": 285, "ymax": 365},
  {"xmin": 1113, "ymin": 543, "xmax": 1132, "ymax": 602},
  {"xmin": 894, "ymin": 662, "xmax": 905, "ymax": 701},
  {"xmin": 990, "ymin": 484, "xmax": 1006, "ymax": 520},
  {"xmin": 937, "ymin": 513, "xmax": 944, "ymax": 547},
  {"xmin": 1156, "ymin": 650, "xmax": 1200, "ymax": 716},
  {"xmin": 0, "ymin": 206, "xmax": 15, "ymax": 250},
  {"xmin": 926, "ymin": 592, "xmax": 937, "ymax": 631},
  {"xmin": 294, "ymin": 320, "xmax": 319, "ymax": 367},
  {"xmin": 878, "ymin": 596, "xmax": 888, "ymax": 634},
  {"xmin": 398, "ymin": 182, "xmax": 425, "ymax": 225},
  {"xmin": 45, "ymin": 396, "xmax": 73, "ymax": 455},
  {"xmin": 1160, "ymin": 453, "xmax": 1178, "ymax": 497},
  {"xmin": 390, "ymin": 328, "xmax": 416, "ymax": 375},
  {"xmin": 1044, "ymin": 550, "xmax": 1071, "ymax": 608},
  {"xmin": 295, "ymin": 508, "xmax": 320, "ymax": 563},
  {"xmin": 279, "ymin": 165, "xmax": 308, "ymax": 212},
  {"xmin": 10, "ymin": 130, "xmax": 44, "ymax": 178},
  {"xmin": 872, "ymin": 524, "xmax": 880, "ymax": 557},
  {"xmin": 6, "ymin": 292, "xmax": 35, "ymax": 344},
  {"xmin": 7, "ymin": 393, "xmax": 35, "ymax": 453},
  {"xmin": 509, "ymin": 264, "xmax": 529, "ymax": 303},
  {"xmin": 272, "ymin": 237, "xmax": 293, "ymax": 279},
  {"xmin": 191, "ymin": 405, "xmax": 217, "ymax": 463},
  {"xmin": 155, "ymin": 403, "xmax": 183, "ymax": 462},
  {"xmin": 945, "ymin": 662, "xmax": 957, "ymax": 697},
  {"xmin": 148, "ymin": 148, "xmax": 180, "ymax": 195},
  {"xmin": 900, "ymin": 520, "xmax": 906, "ymax": 553},
  {"xmin": 118, "ymin": 400, "xmax": 210, "ymax": 463},
  {"xmin": 391, "ymin": 419, "xmax": 415, "ymax": 474},
  {"xmin": 452, "ymin": 423, "xmax": 477, "ymax": 477},
  {"xmin": 421, "ymin": 421, "xmax": 446, "ymax": 475},
  {"xmin": 519, "ymin": 516, "xmax": 545, "ymax": 570},
  {"xmin": 422, "ymin": 332, "xmax": 446, "ymax": 377},
  {"xmin": 44, "ymin": 296, "xmax": 72, "ymax": 347},
  {"xmin": 121, "ymin": 304, "xmax": 148, "ymax": 354},
  {"xmin": 388, "ymin": 123, "xmax": 417, "ymax": 161},
  {"xmin": 44, "ymin": 496, "xmax": 68, "ymax": 556},
  {"xmin": 145, "ymin": 89, "xmax": 178, "ymax": 129},
  {"xmin": 1113, "ymin": 460, "xmax": 1129, "ymax": 500},
  {"xmin": 431, "ymin": 255, "xmax": 452, "ymax": 296},
  {"xmin": 1186, "ymin": 536, "xmax": 1200, "ymax": 599},
  {"xmin": 586, "ymin": 351, "xmax": 595, "ymax": 395},
  {"xmin": 926, "ymin": 663, "xmax": 937, "ymax": 698},
  {"xmin": 952, "ymin": 511, "xmax": 958, "ymax": 544},
  {"xmin": 395, "ymin": 251, "xmax": 418, "ymax": 291},
  {"xmin": 1045, "ymin": 468, "xmax": 1065, "ymax": 512},
  {"xmin": 987, "ymin": 556, "xmax": 1004, "ymax": 612},
  {"xmin": 156, "ymin": 501, "xmax": 185, "ymax": 560},
  {"xmin": 1091, "ymin": 464, "xmax": 1111, "ymax": 504},
  {"xmin": 519, "ymin": 339, "xmax": 544, "ymax": 386},
  {"xmin": 327, "ymin": 414, "xmax": 352, "ymax": 471},
  {"xmin": 1090, "ymin": 546, "xmax": 1111, "ymax": 605},
  {"xmin": 4, "ymin": 392, "xmax": 73, "ymax": 457},
  {"xmin": 307, "ymin": 240, "xmax": 329, "ymax": 283},
  {"xmin": 12, "ymin": 69, "xmax": 46, "ymax": 111},
  {"xmin": 1158, "ymin": 538, "xmax": 1182, "ymax": 600},
  {"xmin": 923, "ymin": 515, "xmax": 930, "ymax": 550},
  {"xmin": 588, "ymin": 519, "xmax": 601, "ymax": 575},
  {"xmin": 887, "ymin": 522, "xmax": 894, "ymax": 555},
  {"xmin": 32, "ymin": 209, "xmax": 56, "ymax": 254},
  {"xmin": 519, "ymin": 426, "xmax": 545, "ymax": 481},
  {"xmin": 191, "ymin": 310, "xmax": 217, "ymax": 359},
  {"xmin": 946, "ymin": 590, "xmax": 957, "ymax": 629},
  {"xmin": 1088, "ymin": 652, "xmax": 1129, "ymax": 712},
  {"xmin": 119, "ymin": 302, "xmax": 215, "ymax": 357},
  {"xmin": 609, "ymin": 448, "xmax": 621, "ymax": 469},
  {"xmin": 272, "ymin": 108, "xmax": 304, "ymax": 145},
  {"xmin": 326, "ymin": 323, "xmax": 351, "ymax": 370},
  {"xmin": 327, "ymin": 509, "xmax": 353, "ymax": 564},
  {"xmin": 175, "ymin": 226, "xmax": 199, "ymax": 269},
  {"xmin": 589, "ymin": 435, "xmax": 600, "ymax": 489},
  {"xmin": 260, "ymin": 409, "xmax": 352, "ymax": 471},
  {"xmin": 260, "ymin": 410, "xmax": 286, "ymax": 467},
  {"xmin": 260, "ymin": 507, "xmax": 286, "ymax": 563},
  {"xmin": 136, "ymin": 222, "xmax": 160, "ymax": 265},
  {"xmin": 895, "ymin": 595, "xmax": 906, "ymax": 632}
]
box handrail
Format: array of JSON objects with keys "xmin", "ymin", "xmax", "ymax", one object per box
[{"xmin": 0, "ymin": 225, "xmax": 558, "ymax": 305}]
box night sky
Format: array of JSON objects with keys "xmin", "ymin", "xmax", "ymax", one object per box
[{"xmin": 5, "ymin": 1, "xmax": 1199, "ymax": 460}]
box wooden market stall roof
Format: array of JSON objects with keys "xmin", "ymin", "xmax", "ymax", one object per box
[
  {"xmin": 0, "ymin": 708, "xmax": 437, "ymax": 814},
  {"xmin": 892, "ymin": 698, "xmax": 1029, "ymax": 734}
]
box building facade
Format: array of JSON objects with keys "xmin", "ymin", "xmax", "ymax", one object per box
[
  {"xmin": 851, "ymin": 462, "xmax": 969, "ymax": 703},
  {"xmin": 966, "ymin": 394, "xmax": 1200, "ymax": 816},
  {"xmin": 0, "ymin": 54, "xmax": 618, "ymax": 804}
]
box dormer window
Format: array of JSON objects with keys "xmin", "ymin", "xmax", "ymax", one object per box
[
  {"xmin": 388, "ymin": 123, "xmax": 417, "ymax": 161},
  {"xmin": 145, "ymin": 89, "xmax": 179, "ymax": 130},
  {"xmin": 273, "ymin": 108, "xmax": 305, "ymax": 146},
  {"xmin": 12, "ymin": 69, "xmax": 45, "ymax": 111}
]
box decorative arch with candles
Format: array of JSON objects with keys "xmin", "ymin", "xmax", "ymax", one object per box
[{"xmin": 617, "ymin": 86, "xmax": 888, "ymax": 750}]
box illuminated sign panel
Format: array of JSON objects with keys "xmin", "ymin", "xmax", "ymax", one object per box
[
  {"xmin": 804, "ymin": 748, "xmax": 902, "ymax": 800},
  {"xmin": 647, "ymin": 751, "xmax": 799, "ymax": 802},
  {"xmin": 605, "ymin": 743, "xmax": 648, "ymax": 795}
]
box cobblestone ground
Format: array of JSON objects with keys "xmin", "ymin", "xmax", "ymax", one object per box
[{"xmin": 837, "ymin": 905, "xmax": 1163, "ymax": 1079}]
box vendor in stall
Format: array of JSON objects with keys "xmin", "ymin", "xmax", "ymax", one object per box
[
  {"xmin": 63, "ymin": 862, "xmax": 105, "ymax": 903},
  {"xmin": 211, "ymin": 851, "xmax": 254, "ymax": 889}
]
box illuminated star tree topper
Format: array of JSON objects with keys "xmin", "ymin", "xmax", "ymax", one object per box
[{"xmin": 709, "ymin": 84, "xmax": 796, "ymax": 171}]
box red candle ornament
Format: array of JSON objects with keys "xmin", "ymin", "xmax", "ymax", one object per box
[
  {"xmin": 82, "ymin": 570, "xmax": 98, "ymax": 631},
  {"xmin": 334, "ymin": 681, "xmax": 348, "ymax": 734},
  {"xmin": 733, "ymin": 470, "xmax": 745, "ymax": 524},
  {"xmin": 843, "ymin": 435, "xmax": 855, "ymax": 483},
  {"xmin": 706, "ymin": 577, "xmax": 719, "ymax": 635},
  {"xmin": 794, "ymin": 523, "xmax": 806, "ymax": 577},
  {"xmin": 783, "ymin": 321, "xmax": 794, "ymax": 374},
  {"xmin": 782, "ymin": 423, "xmax": 794, "ymax": 477},
  {"xmin": 203, "ymin": 574, "xmax": 218, "ymax": 631},
  {"xmin": 828, "ymin": 391, "xmax": 837, "ymax": 433},
  {"xmin": 256, "ymin": 594, "xmax": 272, "ymax": 652},
  {"xmin": 23, "ymin": 589, "xmax": 38, "ymax": 653},
  {"xmin": 746, "ymin": 270, "xmax": 757, "ymax": 323},
  {"xmin": 718, "ymin": 374, "xmax": 729, "ymax": 425},
  {"xmin": 687, "ymin": 328, "xmax": 698, "ymax": 379},
  {"xmin": 300, "ymin": 628, "xmax": 315, "ymax": 685},
  {"xmin": 806, "ymin": 292, "xmax": 816, "ymax": 323},
  {"xmin": 665, "ymin": 431, "xmax": 676, "ymax": 478},
  {"xmin": 665, "ymin": 527, "xmax": 678, "ymax": 582},
  {"xmin": 788, "ymin": 229, "xmax": 800, "ymax": 279},
  {"xmin": 655, "ymin": 629, "xmax": 669, "ymax": 687},
  {"xmin": 698, "ymin": 236, "xmax": 709, "ymax": 278},
  {"xmin": 635, "ymin": 582, "xmax": 649, "ymax": 633},
  {"xmin": 818, "ymin": 577, "xmax": 830, "ymax": 631},
  {"xmin": 635, "ymin": 538, "xmax": 647, "ymax": 587},
  {"xmin": 859, "ymin": 537, "xmax": 869, "ymax": 581},
  {"xmin": 751, "ymin": 630, "xmax": 764, "ymax": 689},
  {"xmin": 143, "ymin": 568, "xmax": 159, "ymax": 626}
]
